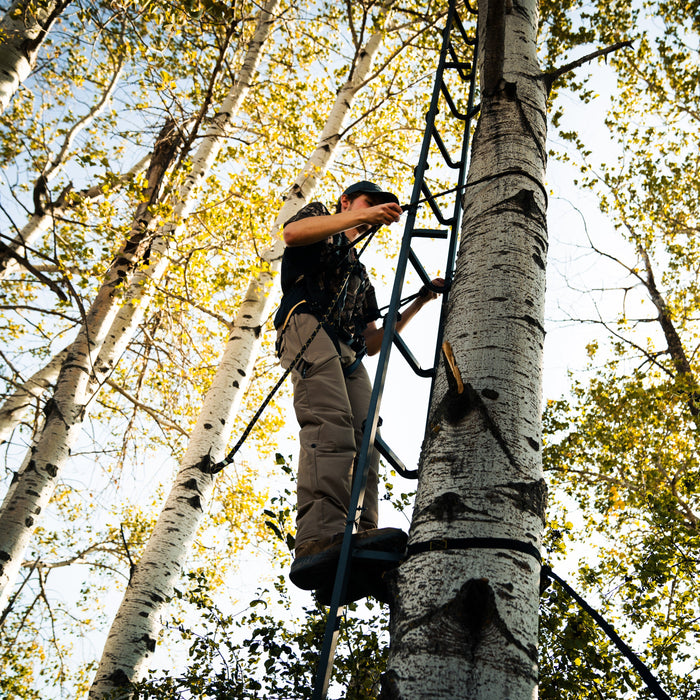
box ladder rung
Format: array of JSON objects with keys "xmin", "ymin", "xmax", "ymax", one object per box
[
  {"xmin": 392, "ymin": 332, "xmax": 436, "ymax": 379},
  {"xmin": 375, "ymin": 433, "xmax": 419, "ymax": 479},
  {"xmin": 444, "ymin": 61, "xmax": 471, "ymax": 71},
  {"xmin": 412, "ymin": 228, "xmax": 449, "ymax": 239}
]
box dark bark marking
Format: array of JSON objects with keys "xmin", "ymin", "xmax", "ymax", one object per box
[
  {"xmin": 0, "ymin": 551, "xmax": 10, "ymax": 562},
  {"xmin": 232, "ymin": 380, "xmax": 239, "ymax": 388},
  {"xmin": 237, "ymin": 369, "xmax": 246, "ymax": 376},
  {"xmin": 183, "ymin": 478, "xmax": 199, "ymax": 491},
  {"xmin": 25, "ymin": 516, "xmax": 34, "ymax": 527},
  {"xmin": 219, "ymin": 418, "xmax": 225, "ymax": 425},
  {"xmin": 139, "ymin": 611, "xmax": 149, "ymax": 617},
  {"xmin": 106, "ymin": 669, "xmax": 131, "ymax": 687},
  {"xmin": 45, "ymin": 463, "xmax": 58, "ymax": 477},
  {"xmin": 481, "ymin": 388, "xmax": 499, "ymax": 400},
  {"xmin": 483, "ymin": 0, "xmax": 506, "ymax": 95},
  {"xmin": 203, "ymin": 423, "xmax": 213, "ymax": 429},
  {"xmin": 526, "ymin": 436, "xmax": 540, "ymax": 451},
  {"xmin": 532, "ymin": 252, "xmax": 545, "ymax": 270},
  {"xmin": 519, "ymin": 314, "xmax": 546, "ymax": 335},
  {"xmin": 142, "ymin": 634, "xmax": 156, "ymax": 652},
  {"xmin": 195, "ymin": 453, "xmax": 214, "ymax": 472},
  {"xmin": 418, "ymin": 492, "xmax": 468, "ymax": 522},
  {"xmin": 502, "ymin": 478, "xmax": 547, "ymax": 521},
  {"xmin": 186, "ymin": 495, "xmax": 202, "ymax": 510}
]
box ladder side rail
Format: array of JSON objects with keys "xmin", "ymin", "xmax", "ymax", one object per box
[
  {"xmin": 312, "ymin": 3, "xmax": 462, "ymax": 697},
  {"xmin": 426, "ymin": 35, "xmax": 480, "ymax": 425}
]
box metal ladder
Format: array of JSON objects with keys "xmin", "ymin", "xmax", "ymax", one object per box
[{"xmin": 311, "ymin": 2, "xmax": 479, "ymax": 697}]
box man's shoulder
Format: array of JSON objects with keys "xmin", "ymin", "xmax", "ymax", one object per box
[{"xmin": 284, "ymin": 201, "xmax": 331, "ymax": 227}]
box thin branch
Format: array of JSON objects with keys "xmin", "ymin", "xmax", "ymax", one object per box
[
  {"xmin": 105, "ymin": 379, "xmax": 190, "ymax": 437},
  {"xmin": 544, "ymin": 41, "xmax": 633, "ymax": 90}
]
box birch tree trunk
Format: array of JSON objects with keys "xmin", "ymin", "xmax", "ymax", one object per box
[
  {"xmin": 0, "ymin": 119, "xmax": 182, "ymax": 614},
  {"xmin": 383, "ymin": 1, "xmax": 548, "ymax": 697},
  {"xmin": 0, "ymin": 0, "xmax": 281, "ymax": 612},
  {"xmin": 0, "ymin": 347, "xmax": 67, "ymax": 445},
  {"xmin": 0, "ymin": 0, "xmax": 71, "ymax": 113},
  {"xmin": 0, "ymin": 59, "xmax": 127, "ymax": 280},
  {"xmin": 89, "ymin": 25, "xmax": 390, "ymax": 700}
]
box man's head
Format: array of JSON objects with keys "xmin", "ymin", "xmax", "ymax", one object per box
[{"xmin": 336, "ymin": 180, "xmax": 399, "ymax": 213}]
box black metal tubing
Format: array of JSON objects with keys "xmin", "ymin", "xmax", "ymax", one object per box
[
  {"xmin": 311, "ymin": 2, "xmax": 478, "ymax": 696},
  {"xmin": 375, "ymin": 433, "xmax": 419, "ymax": 480},
  {"xmin": 392, "ymin": 331, "xmax": 436, "ymax": 378},
  {"xmin": 432, "ymin": 125, "xmax": 461, "ymax": 169},
  {"xmin": 411, "ymin": 228, "xmax": 448, "ymax": 238}
]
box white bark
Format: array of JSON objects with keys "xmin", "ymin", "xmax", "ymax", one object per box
[
  {"xmin": 384, "ymin": 1, "xmax": 548, "ymax": 698},
  {"xmin": 0, "ymin": 119, "xmax": 181, "ymax": 614},
  {"xmin": 0, "ymin": 347, "xmax": 67, "ymax": 445},
  {"xmin": 0, "ymin": 0, "xmax": 282, "ymax": 614},
  {"xmin": 89, "ymin": 24, "xmax": 390, "ymax": 700},
  {"xmin": 0, "ymin": 0, "xmax": 71, "ymax": 113}
]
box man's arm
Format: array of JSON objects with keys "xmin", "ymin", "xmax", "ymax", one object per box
[
  {"xmin": 283, "ymin": 202, "xmax": 402, "ymax": 247},
  {"xmin": 362, "ymin": 279, "xmax": 444, "ymax": 356}
]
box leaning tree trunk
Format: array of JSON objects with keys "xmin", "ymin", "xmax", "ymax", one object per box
[
  {"xmin": 0, "ymin": 348, "xmax": 68, "ymax": 445},
  {"xmin": 0, "ymin": 0, "xmax": 71, "ymax": 113},
  {"xmin": 0, "ymin": 119, "xmax": 182, "ymax": 614},
  {"xmin": 1, "ymin": 60, "xmax": 127, "ymax": 280},
  {"xmin": 383, "ymin": 1, "xmax": 548, "ymax": 698},
  {"xmin": 0, "ymin": 0, "xmax": 280, "ymax": 612},
  {"xmin": 89, "ymin": 25, "xmax": 390, "ymax": 700}
]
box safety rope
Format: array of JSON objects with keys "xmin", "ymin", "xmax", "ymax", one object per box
[
  {"xmin": 207, "ymin": 225, "xmax": 384, "ymax": 474},
  {"xmin": 542, "ymin": 565, "xmax": 672, "ymax": 700}
]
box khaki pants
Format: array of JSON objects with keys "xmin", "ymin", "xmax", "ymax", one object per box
[{"xmin": 277, "ymin": 313, "xmax": 379, "ymax": 548}]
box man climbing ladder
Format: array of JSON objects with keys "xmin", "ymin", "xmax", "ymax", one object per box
[{"xmin": 274, "ymin": 180, "xmax": 442, "ymax": 602}]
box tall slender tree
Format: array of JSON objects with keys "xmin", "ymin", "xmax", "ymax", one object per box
[
  {"xmin": 0, "ymin": 0, "xmax": 71, "ymax": 113},
  {"xmin": 383, "ymin": 0, "xmax": 549, "ymax": 696}
]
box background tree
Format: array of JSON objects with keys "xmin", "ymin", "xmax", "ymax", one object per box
[{"xmin": 538, "ymin": 0, "xmax": 700, "ymax": 696}]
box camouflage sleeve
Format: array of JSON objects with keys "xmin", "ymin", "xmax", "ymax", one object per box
[{"xmin": 283, "ymin": 201, "xmax": 331, "ymax": 228}]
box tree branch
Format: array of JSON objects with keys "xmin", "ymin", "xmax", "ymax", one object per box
[{"xmin": 544, "ymin": 41, "xmax": 633, "ymax": 91}]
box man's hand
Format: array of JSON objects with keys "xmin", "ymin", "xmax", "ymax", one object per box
[{"xmin": 417, "ymin": 277, "xmax": 445, "ymax": 304}]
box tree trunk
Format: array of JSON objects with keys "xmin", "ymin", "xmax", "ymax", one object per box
[
  {"xmin": 0, "ymin": 347, "xmax": 67, "ymax": 445},
  {"xmin": 0, "ymin": 0, "xmax": 71, "ymax": 113},
  {"xmin": 0, "ymin": 118, "xmax": 181, "ymax": 614},
  {"xmin": 383, "ymin": 1, "xmax": 548, "ymax": 698},
  {"xmin": 89, "ymin": 24, "xmax": 390, "ymax": 700}
]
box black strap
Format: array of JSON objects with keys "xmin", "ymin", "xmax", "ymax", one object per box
[
  {"xmin": 406, "ymin": 536, "xmax": 542, "ymax": 564},
  {"xmin": 543, "ymin": 566, "xmax": 672, "ymax": 700}
]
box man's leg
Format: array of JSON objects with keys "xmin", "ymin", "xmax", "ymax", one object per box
[
  {"xmin": 278, "ymin": 313, "xmax": 356, "ymax": 548},
  {"xmin": 344, "ymin": 363, "xmax": 380, "ymax": 532}
]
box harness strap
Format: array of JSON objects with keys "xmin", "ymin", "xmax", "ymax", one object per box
[{"xmin": 406, "ymin": 536, "xmax": 542, "ymax": 564}]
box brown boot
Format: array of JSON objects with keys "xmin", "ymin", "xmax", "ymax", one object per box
[
  {"xmin": 289, "ymin": 534, "xmax": 344, "ymax": 590},
  {"xmin": 315, "ymin": 528, "xmax": 408, "ymax": 605}
]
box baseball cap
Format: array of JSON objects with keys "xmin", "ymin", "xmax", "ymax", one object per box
[{"xmin": 341, "ymin": 180, "xmax": 399, "ymax": 205}]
